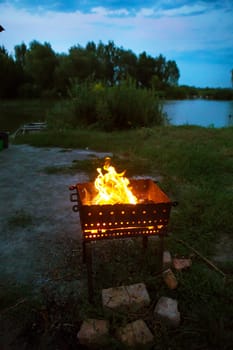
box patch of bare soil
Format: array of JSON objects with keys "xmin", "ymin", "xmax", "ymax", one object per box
[{"xmin": 0, "ymin": 144, "xmax": 111, "ymax": 349}]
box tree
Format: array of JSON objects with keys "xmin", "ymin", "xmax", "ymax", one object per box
[
  {"xmin": 53, "ymin": 53, "xmax": 73, "ymax": 96},
  {"xmin": 137, "ymin": 52, "xmax": 156, "ymax": 87},
  {"xmin": 0, "ymin": 46, "xmax": 22, "ymax": 98},
  {"xmin": 114, "ymin": 48, "xmax": 137, "ymax": 82},
  {"xmin": 14, "ymin": 42, "xmax": 27, "ymax": 67},
  {"xmin": 24, "ymin": 41, "xmax": 58, "ymax": 94},
  {"xmin": 97, "ymin": 41, "xmax": 118, "ymax": 85},
  {"xmin": 164, "ymin": 60, "xmax": 180, "ymax": 86}
]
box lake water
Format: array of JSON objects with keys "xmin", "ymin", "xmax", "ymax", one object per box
[
  {"xmin": 163, "ymin": 99, "xmax": 233, "ymax": 128},
  {"xmin": 1, "ymin": 99, "xmax": 233, "ymax": 133}
]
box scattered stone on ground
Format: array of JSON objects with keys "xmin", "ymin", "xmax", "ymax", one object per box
[
  {"xmin": 102, "ymin": 282, "xmax": 150, "ymax": 312},
  {"xmin": 173, "ymin": 257, "xmax": 192, "ymax": 270},
  {"xmin": 77, "ymin": 319, "xmax": 110, "ymax": 347},
  {"xmin": 116, "ymin": 319, "xmax": 154, "ymax": 347},
  {"xmin": 154, "ymin": 296, "xmax": 180, "ymax": 328},
  {"xmin": 163, "ymin": 268, "xmax": 178, "ymax": 289}
]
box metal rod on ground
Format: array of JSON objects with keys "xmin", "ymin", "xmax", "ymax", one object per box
[
  {"xmin": 175, "ymin": 238, "xmax": 226, "ymax": 278},
  {"xmin": 159, "ymin": 235, "xmax": 165, "ymax": 271}
]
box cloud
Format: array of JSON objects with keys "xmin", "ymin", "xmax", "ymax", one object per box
[
  {"xmin": 0, "ymin": 1, "xmax": 232, "ymax": 87},
  {"xmin": 91, "ymin": 6, "xmax": 129, "ymax": 16},
  {"xmin": 160, "ymin": 3, "xmax": 208, "ymax": 16},
  {"xmin": 1, "ymin": 1, "xmax": 232, "ymax": 55}
]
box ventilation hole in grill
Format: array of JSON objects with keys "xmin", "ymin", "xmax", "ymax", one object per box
[
  {"xmin": 91, "ymin": 223, "xmax": 94, "ymax": 227},
  {"xmin": 153, "ymin": 210, "xmax": 157, "ymax": 214},
  {"xmin": 109, "ymin": 222, "xmax": 112, "ymax": 226},
  {"xmin": 163, "ymin": 209, "xmax": 167, "ymax": 213},
  {"xmin": 142, "ymin": 210, "xmax": 146, "ymax": 214},
  {"xmin": 97, "ymin": 223, "xmax": 100, "ymax": 226},
  {"xmin": 103, "ymin": 223, "xmax": 106, "ymax": 226},
  {"xmin": 120, "ymin": 221, "xmax": 123, "ymax": 225},
  {"xmin": 99, "ymin": 212, "xmax": 103, "ymax": 216},
  {"xmin": 85, "ymin": 224, "xmax": 88, "ymax": 227},
  {"xmin": 126, "ymin": 221, "xmax": 129, "ymax": 225},
  {"xmin": 88, "ymin": 212, "xmax": 92, "ymax": 216},
  {"xmin": 132, "ymin": 210, "xmax": 136, "ymax": 214},
  {"xmin": 115, "ymin": 222, "xmax": 118, "ymax": 225},
  {"xmin": 132, "ymin": 221, "xmax": 135, "ymax": 224},
  {"xmin": 149, "ymin": 220, "xmax": 152, "ymax": 223},
  {"xmin": 121, "ymin": 210, "xmax": 125, "ymax": 214},
  {"xmin": 138, "ymin": 220, "xmax": 141, "ymax": 224},
  {"xmin": 110, "ymin": 211, "xmax": 114, "ymax": 215},
  {"xmin": 143, "ymin": 220, "xmax": 146, "ymax": 224}
]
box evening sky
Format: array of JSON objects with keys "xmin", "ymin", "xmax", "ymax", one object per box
[{"xmin": 0, "ymin": 0, "xmax": 232, "ymax": 87}]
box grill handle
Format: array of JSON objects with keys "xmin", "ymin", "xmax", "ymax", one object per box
[{"xmin": 69, "ymin": 185, "xmax": 79, "ymax": 212}]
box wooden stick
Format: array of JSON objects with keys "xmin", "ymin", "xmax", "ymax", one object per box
[
  {"xmin": 175, "ymin": 238, "xmax": 226, "ymax": 278},
  {"xmin": 1, "ymin": 298, "xmax": 27, "ymax": 315}
]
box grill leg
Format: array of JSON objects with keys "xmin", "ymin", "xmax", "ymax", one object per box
[
  {"xmin": 86, "ymin": 243, "xmax": 94, "ymax": 303},
  {"xmin": 142, "ymin": 236, "xmax": 148, "ymax": 249},
  {"xmin": 159, "ymin": 235, "xmax": 164, "ymax": 270},
  {"xmin": 83, "ymin": 241, "xmax": 86, "ymax": 263}
]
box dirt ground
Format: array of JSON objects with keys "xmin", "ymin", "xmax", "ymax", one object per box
[
  {"xmin": 1, "ymin": 144, "xmax": 232, "ymax": 349},
  {"xmin": 0, "ymin": 144, "xmax": 111, "ymax": 349}
]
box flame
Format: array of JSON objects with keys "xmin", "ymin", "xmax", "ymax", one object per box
[{"xmin": 93, "ymin": 157, "xmax": 138, "ymax": 205}]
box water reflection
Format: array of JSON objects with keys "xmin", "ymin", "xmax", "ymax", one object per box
[{"xmin": 163, "ymin": 99, "xmax": 233, "ymax": 128}]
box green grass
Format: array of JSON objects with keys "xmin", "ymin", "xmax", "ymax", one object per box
[
  {"xmin": 0, "ymin": 99, "xmax": 56, "ymax": 132},
  {"xmin": 13, "ymin": 125, "xmax": 233, "ymax": 258},
  {"xmin": 6, "ymin": 124, "xmax": 233, "ymax": 348},
  {"xmin": 13, "ymin": 125, "xmax": 233, "ymax": 255}
]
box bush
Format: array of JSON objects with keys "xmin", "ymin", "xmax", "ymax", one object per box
[
  {"xmin": 102, "ymin": 79, "xmax": 165, "ymax": 130},
  {"xmin": 48, "ymin": 79, "xmax": 166, "ymax": 131}
]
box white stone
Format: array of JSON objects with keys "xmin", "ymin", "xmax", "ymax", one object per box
[
  {"xmin": 154, "ymin": 296, "xmax": 180, "ymax": 328},
  {"xmin": 102, "ymin": 282, "xmax": 150, "ymax": 312},
  {"xmin": 77, "ymin": 318, "xmax": 109, "ymax": 347},
  {"xmin": 116, "ymin": 319, "xmax": 154, "ymax": 347},
  {"xmin": 163, "ymin": 250, "xmax": 172, "ymax": 269},
  {"xmin": 173, "ymin": 257, "xmax": 192, "ymax": 270}
]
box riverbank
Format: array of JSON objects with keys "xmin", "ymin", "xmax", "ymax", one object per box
[{"xmin": 1, "ymin": 98, "xmax": 233, "ymax": 133}]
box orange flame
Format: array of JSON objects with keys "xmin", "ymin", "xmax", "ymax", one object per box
[{"xmin": 93, "ymin": 157, "xmax": 138, "ymax": 205}]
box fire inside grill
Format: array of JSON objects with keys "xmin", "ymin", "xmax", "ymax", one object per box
[
  {"xmin": 69, "ymin": 158, "xmax": 177, "ymax": 300},
  {"xmin": 70, "ymin": 157, "xmax": 175, "ymax": 242}
]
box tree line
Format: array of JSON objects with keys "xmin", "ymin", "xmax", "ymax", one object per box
[{"xmin": 0, "ymin": 40, "xmax": 180, "ymax": 99}]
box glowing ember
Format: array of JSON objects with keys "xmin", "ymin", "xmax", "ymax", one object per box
[{"xmin": 93, "ymin": 157, "xmax": 138, "ymax": 205}]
